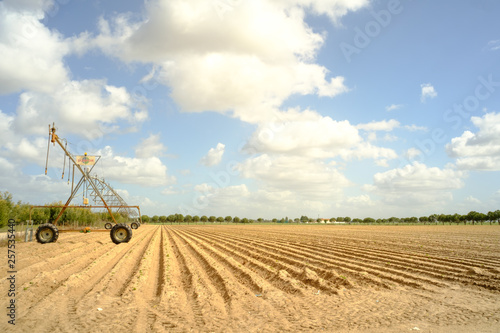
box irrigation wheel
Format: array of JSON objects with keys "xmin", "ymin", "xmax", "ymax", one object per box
[
  {"xmin": 110, "ymin": 223, "xmax": 132, "ymax": 244},
  {"xmin": 104, "ymin": 222, "xmax": 113, "ymax": 230},
  {"xmin": 130, "ymin": 221, "xmax": 140, "ymax": 229},
  {"xmin": 35, "ymin": 223, "xmax": 59, "ymax": 244}
]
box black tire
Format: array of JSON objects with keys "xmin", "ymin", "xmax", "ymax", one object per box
[
  {"xmin": 110, "ymin": 223, "xmax": 132, "ymax": 244},
  {"xmin": 104, "ymin": 222, "xmax": 113, "ymax": 230},
  {"xmin": 35, "ymin": 224, "xmax": 59, "ymax": 244},
  {"xmin": 130, "ymin": 221, "xmax": 139, "ymax": 229}
]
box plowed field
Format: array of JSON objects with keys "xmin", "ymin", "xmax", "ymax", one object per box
[{"xmin": 2, "ymin": 224, "xmax": 500, "ymax": 332}]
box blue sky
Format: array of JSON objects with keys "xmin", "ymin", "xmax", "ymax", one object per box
[{"xmin": 1, "ymin": 0, "xmax": 499, "ymax": 220}]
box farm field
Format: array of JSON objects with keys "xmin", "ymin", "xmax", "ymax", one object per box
[{"xmin": 1, "ymin": 224, "xmax": 500, "ymax": 332}]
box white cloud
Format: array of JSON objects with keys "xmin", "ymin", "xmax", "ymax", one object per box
[
  {"xmin": 0, "ymin": 110, "xmax": 14, "ymax": 144},
  {"xmin": 447, "ymin": 112, "xmax": 500, "ymax": 170},
  {"xmin": 420, "ymin": 83, "xmax": 437, "ymax": 102},
  {"xmin": 12, "ymin": 79, "xmax": 147, "ymax": 138},
  {"xmin": 0, "ymin": 156, "xmax": 69, "ymax": 204},
  {"xmin": 273, "ymin": 0, "xmax": 369, "ymax": 22},
  {"xmin": 135, "ymin": 134, "xmax": 167, "ymax": 158},
  {"xmin": 245, "ymin": 109, "xmax": 361, "ymax": 158},
  {"xmin": 405, "ymin": 148, "xmax": 422, "ymax": 160},
  {"xmin": 0, "ymin": 2, "xmax": 69, "ymax": 95},
  {"xmin": 345, "ymin": 194, "xmax": 375, "ymax": 206},
  {"xmin": 386, "ymin": 104, "xmax": 404, "ymax": 111},
  {"xmin": 357, "ymin": 119, "xmax": 400, "ymax": 131},
  {"xmin": 191, "ymin": 182, "xmax": 335, "ymax": 219},
  {"xmin": 75, "ymin": 0, "xmax": 360, "ymax": 123},
  {"xmin": 365, "ymin": 162, "xmax": 466, "ymax": 206},
  {"xmin": 97, "ymin": 146, "xmax": 175, "ymax": 187},
  {"xmin": 200, "ymin": 143, "xmax": 225, "ymax": 166},
  {"xmin": 2, "ymin": 0, "xmax": 54, "ymax": 14},
  {"xmin": 339, "ymin": 142, "xmax": 397, "ymax": 162},
  {"xmin": 237, "ymin": 154, "xmax": 351, "ymax": 200}
]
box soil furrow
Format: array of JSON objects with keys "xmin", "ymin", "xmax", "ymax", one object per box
[{"xmin": 164, "ymin": 227, "xmax": 206, "ymax": 327}]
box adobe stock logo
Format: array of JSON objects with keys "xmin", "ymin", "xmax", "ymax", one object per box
[{"xmin": 340, "ymin": 0, "xmax": 412, "ymax": 63}]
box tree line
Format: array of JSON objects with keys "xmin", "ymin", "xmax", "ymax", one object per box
[
  {"xmin": 142, "ymin": 214, "xmax": 256, "ymax": 224},
  {"xmin": 143, "ymin": 211, "xmax": 500, "ymax": 225},
  {"xmin": 1, "ymin": 190, "xmax": 499, "ymax": 228},
  {"xmin": 292, "ymin": 212, "xmax": 500, "ymax": 225}
]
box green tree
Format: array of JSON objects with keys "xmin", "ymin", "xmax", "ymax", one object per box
[
  {"xmin": 233, "ymin": 216, "xmax": 240, "ymax": 223},
  {"xmin": 0, "ymin": 191, "xmax": 13, "ymax": 228},
  {"xmin": 487, "ymin": 210, "xmax": 500, "ymax": 224},
  {"xmin": 241, "ymin": 218, "xmax": 248, "ymax": 223},
  {"xmin": 363, "ymin": 217, "xmax": 375, "ymax": 223},
  {"xmin": 216, "ymin": 216, "xmax": 224, "ymax": 223},
  {"xmin": 184, "ymin": 215, "xmax": 193, "ymax": 224},
  {"xmin": 467, "ymin": 211, "xmax": 479, "ymax": 225},
  {"xmin": 344, "ymin": 216, "xmax": 351, "ymax": 223},
  {"xmin": 209, "ymin": 216, "xmax": 216, "ymax": 223},
  {"xmin": 159, "ymin": 215, "xmax": 167, "ymax": 223},
  {"xmin": 193, "ymin": 215, "xmax": 200, "ymax": 223},
  {"xmin": 201, "ymin": 215, "xmax": 208, "ymax": 224},
  {"xmin": 300, "ymin": 215, "xmax": 308, "ymax": 223},
  {"xmin": 225, "ymin": 216, "xmax": 232, "ymax": 223},
  {"xmin": 449, "ymin": 213, "xmax": 460, "ymax": 225},
  {"xmin": 141, "ymin": 215, "xmax": 150, "ymax": 223},
  {"xmin": 477, "ymin": 212, "xmax": 487, "ymax": 225},
  {"xmin": 388, "ymin": 217, "xmax": 399, "ymax": 224},
  {"xmin": 151, "ymin": 215, "xmax": 159, "ymax": 223}
]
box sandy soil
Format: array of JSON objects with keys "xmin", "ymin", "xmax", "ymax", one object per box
[{"xmin": 1, "ymin": 224, "xmax": 500, "ymax": 332}]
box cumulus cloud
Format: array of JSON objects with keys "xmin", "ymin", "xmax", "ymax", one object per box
[
  {"xmin": 135, "ymin": 134, "xmax": 167, "ymax": 158},
  {"xmin": 345, "ymin": 194, "xmax": 375, "ymax": 206},
  {"xmin": 200, "ymin": 143, "xmax": 225, "ymax": 166},
  {"xmin": 339, "ymin": 142, "xmax": 397, "ymax": 162},
  {"xmin": 0, "ymin": 1, "xmax": 69, "ymax": 95},
  {"xmin": 97, "ymin": 146, "xmax": 175, "ymax": 187},
  {"xmin": 447, "ymin": 112, "xmax": 500, "ymax": 170},
  {"xmin": 74, "ymin": 0, "xmax": 360, "ymax": 123},
  {"xmin": 405, "ymin": 148, "xmax": 422, "ymax": 160},
  {"xmin": 420, "ymin": 83, "xmax": 437, "ymax": 102},
  {"xmin": 12, "ymin": 79, "xmax": 147, "ymax": 138},
  {"xmin": 237, "ymin": 154, "xmax": 351, "ymax": 200},
  {"xmin": 244, "ymin": 109, "xmax": 360, "ymax": 158},
  {"xmin": 0, "ymin": 154, "xmax": 69, "ymax": 204},
  {"xmin": 365, "ymin": 162, "xmax": 466, "ymax": 206},
  {"xmin": 192, "ymin": 182, "xmax": 334, "ymax": 218}
]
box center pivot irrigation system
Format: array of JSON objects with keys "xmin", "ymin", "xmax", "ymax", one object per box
[{"xmin": 30, "ymin": 123, "xmax": 143, "ymax": 244}]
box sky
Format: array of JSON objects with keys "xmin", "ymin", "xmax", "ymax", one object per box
[{"xmin": 0, "ymin": 0, "xmax": 499, "ymax": 220}]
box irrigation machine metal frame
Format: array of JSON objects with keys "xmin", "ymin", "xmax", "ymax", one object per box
[{"xmin": 30, "ymin": 123, "xmax": 143, "ymax": 244}]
